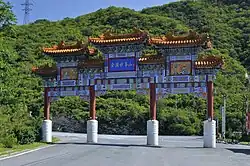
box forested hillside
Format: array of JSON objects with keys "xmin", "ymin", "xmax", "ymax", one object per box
[{"xmin": 0, "ymin": 0, "xmax": 249, "ymax": 147}]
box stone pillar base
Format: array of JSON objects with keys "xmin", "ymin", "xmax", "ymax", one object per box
[
  {"xmin": 203, "ymin": 120, "xmax": 216, "ymax": 148},
  {"xmin": 87, "ymin": 120, "xmax": 98, "ymax": 143},
  {"xmin": 42, "ymin": 120, "xmax": 52, "ymax": 143},
  {"xmin": 147, "ymin": 120, "xmax": 159, "ymax": 146}
]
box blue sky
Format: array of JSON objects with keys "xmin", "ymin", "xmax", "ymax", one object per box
[{"xmin": 4, "ymin": 0, "xmax": 176, "ymax": 24}]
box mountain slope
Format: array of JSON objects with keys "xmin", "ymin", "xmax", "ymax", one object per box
[{"xmin": 142, "ymin": 1, "xmax": 250, "ymax": 67}]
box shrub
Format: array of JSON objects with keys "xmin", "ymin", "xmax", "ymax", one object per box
[
  {"xmin": 240, "ymin": 134, "xmax": 250, "ymax": 142},
  {"xmin": 14, "ymin": 127, "xmax": 37, "ymax": 145},
  {"xmin": 1, "ymin": 135, "xmax": 17, "ymax": 148}
]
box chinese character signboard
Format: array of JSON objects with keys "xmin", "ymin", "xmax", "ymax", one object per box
[{"xmin": 108, "ymin": 57, "xmax": 136, "ymax": 72}]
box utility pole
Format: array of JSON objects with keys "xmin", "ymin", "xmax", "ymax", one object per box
[
  {"xmin": 244, "ymin": 72, "xmax": 250, "ymax": 135},
  {"xmin": 21, "ymin": 0, "xmax": 33, "ymax": 24},
  {"xmin": 245, "ymin": 97, "xmax": 249, "ymax": 134},
  {"xmin": 221, "ymin": 95, "xmax": 226, "ymax": 140}
]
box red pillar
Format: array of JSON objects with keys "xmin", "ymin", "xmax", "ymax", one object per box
[
  {"xmin": 44, "ymin": 87, "xmax": 50, "ymax": 120},
  {"xmin": 89, "ymin": 85, "xmax": 96, "ymax": 120},
  {"xmin": 207, "ymin": 81, "xmax": 214, "ymax": 120},
  {"xmin": 150, "ymin": 83, "xmax": 157, "ymax": 120}
]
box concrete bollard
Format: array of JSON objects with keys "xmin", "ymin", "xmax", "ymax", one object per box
[
  {"xmin": 42, "ymin": 120, "xmax": 52, "ymax": 143},
  {"xmin": 87, "ymin": 120, "xmax": 98, "ymax": 143},
  {"xmin": 203, "ymin": 120, "xmax": 216, "ymax": 148},
  {"xmin": 147, "ymin": 120, "xmax": 159, "ymax": 146}
]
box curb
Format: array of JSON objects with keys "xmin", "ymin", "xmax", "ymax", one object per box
[{"xmin": 0, "ymin": 144, "xmax": 56, "ymax": 161}]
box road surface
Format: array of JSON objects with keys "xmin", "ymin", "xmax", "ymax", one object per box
[{"xmin": 1, "ymin": 132, "xmax": 250, "ymax": 166}]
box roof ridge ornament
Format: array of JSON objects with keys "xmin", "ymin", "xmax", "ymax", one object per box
[
  {"xmin": 98, "ymin": 28, "xmax": 147, "ymax": 40},
  {"xmin": 164, "ymin": 30, "xmax": 200, "ymax": 41},
  {"xmin": 89, "ymin": 28, "xmax": 148, "ymax": 45},
  {"xmin": 58, "ymin": 41, "xmax": 65, "ymax": 49},
  {"xmin": 132, "ymin": 27, "xmax": 144, "ymax": 34},
  {"xmin": 150, "ymin": 30, "xmax": 210, "ymax": 46},
  {"xmin": 195, "ymin": 54, "xmax": 224, "ymax": 69},
  {"xmin": 42, "ymin": 41, "xmax": 97, "ymax": 56},
  {"xmin": 100, "ymin": 29, "xmax": 112, "ymax": 39}
]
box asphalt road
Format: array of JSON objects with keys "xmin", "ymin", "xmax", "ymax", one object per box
[{"xmin": 1, "ymin": 132, "xmax": 250, "ymax": 166}]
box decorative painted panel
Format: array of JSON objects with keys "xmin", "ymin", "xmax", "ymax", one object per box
[
  {"xmin": 171, "ymin": 88, "xmax": 190, "ymax": 94},
  {"xmin": 95, "ymin": 84, "xmax": 108, "ymax": 91},
  {"xmin": 57, "ymin": 62, "xmax": 77, "ymax": 67},
  {"xmin": 116, "ymin": 78, "xmax": 129, "ymax": 84},
  {"xmin": 136, "ymin": 83, "xmax": 150, "ymax": 89},
  {"xmin": 172, "ymin": 76, "xmax": 190, "ymax": 82},
  {"xmin": 81, "ymin": 68, "xmax": 103, "ymax": 74},
  {"xmin": 156, "ymin": 88, "xmax": 171, "ymax": 95},
  {"xmin": 193, "ymin": 87, "xmax": 207, "ymax": 93},
  {"xmin": 77, "ymin": 90, "xmax": 89, "ymax": 96},
  {"xmin": 78, "ymin": 79, "xmax": 89, "ymax": 86},
  {"xmin": 94, "ymin": 83, "xmax": 137, "ymax": 91},
  {"xmin": 127, "ymin": 52, "xmax": 135, "ymax": 57},
  {"xmin": 107, "ymin": 71, "xmax": 137, "ymax": 78},
  {"xmin": 111, "ymin": 84, "xmax": 134, "ymax": 90},
  {"xmin": 59, "ymin": 91, "xmax": 76, "ymax": 96},
  {"xmin": 195, "ymin": 69, "xmax": 217, "ymax": 75},
  {"xmin": 44, "ymin": 79, "xmax": 58, "ymax": 87},
  {"xmin": 156, "ymin": 83, "xmax": 206, "ymax": 89},
  {"xmin": 60, "ymin": 80, "xmax": 76, "ymax": 86},
  {"xmin": 60, "ymin": 67, "xmax": 78, "ymax": 80},
  {"xmin": 170, "ymin": 55, "xmax": 192, "ymax": 61},
  {"xmin": 138, "ymin": 64, "xmax": 164, "ymax": 71},
  {"xmin": 109, "ymin": 53, "xmax": 116, "ymax": 58},
  {"xmin": 170, "ymin": 61, "xmax": 192, "ymax": 75},
  {"xmin": 162, "ymin": 76, "xmax": 207, "ymax": 83}
]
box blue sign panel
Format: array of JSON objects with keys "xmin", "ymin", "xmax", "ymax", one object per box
[{"xmin": 108, "ymin": 58, "xmax": 136, "ymax": 72}]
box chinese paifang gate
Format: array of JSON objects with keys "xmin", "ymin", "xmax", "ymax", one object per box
[{"xmin": 32, "ymin": 28, "xmax": 224, "ymax": 148}]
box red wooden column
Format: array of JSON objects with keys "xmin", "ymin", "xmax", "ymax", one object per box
[
  {"xmin": 150, "ymin": 83, "xmax": 157, "ymax": 120},
  {"xmin": 207, "ymin": 81, "xmax": 214, "ymax": 120},
  {"xmin": 89, "ymin": 85, "xmax": 96, "ymax": 120},
  {"xmin": 44, "ymin": 87, "xmax": 50, "ymax": 120}
]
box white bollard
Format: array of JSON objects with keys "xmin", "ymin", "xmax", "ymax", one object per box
[
  {"xmin": 203, "ymin": 120, "xmax": 216, "ymax": 148},
  {"xmin": 87, "ymin": 120, "xmax": 98, "ymax": 143},
  {"xmin": 147, "ymin": 120, "xmax": 159, "ymax": 146},
  {"xmin": 42, "ymin": 120, "xmax": 52, "ymax": 143}
]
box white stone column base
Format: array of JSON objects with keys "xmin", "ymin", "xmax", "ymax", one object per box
[
  {"xmin": 42, "ymin": 120, "xmax": 52, "ymax": 143},
  {"xmin": 203, "ymin": 120, "xmax": 216, "ymax": 148},
  {"xmin": 147, "ymin": 120, "xmax": 159, "ymax": 146},
  {"xmin": 87, "ymin": 120, "xmax": 98, "ymax": 143}
]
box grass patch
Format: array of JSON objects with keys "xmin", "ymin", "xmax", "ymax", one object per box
[
  {"xmin": 0, "ymin": 137, "xmax": 60, "ymax": 157},
  {"xmin": 52, "ymin": 137, "xmax": 60, "ymax": 143},
  {"xmin": 0, "ymin": 142, "xmax": 45, "ymax": 156},
  {"xmin": 240, "ymin": 142, "xmax": 250, "ymax": 145}
]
